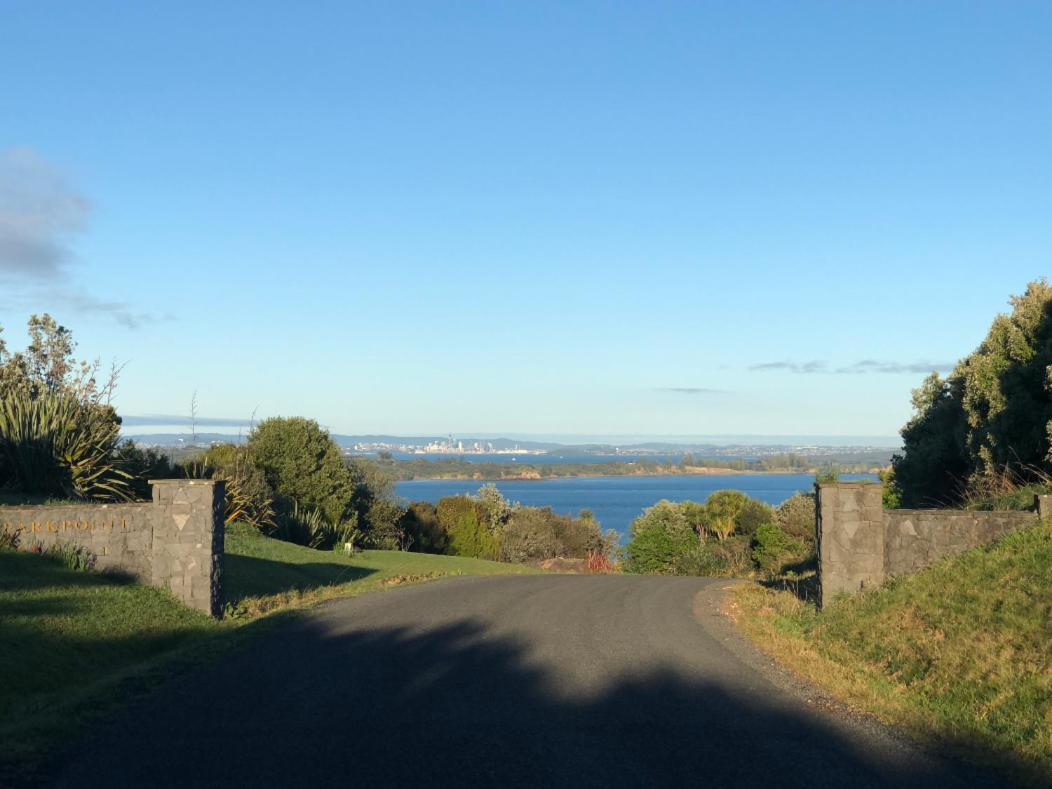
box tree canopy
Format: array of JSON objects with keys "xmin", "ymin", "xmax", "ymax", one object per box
[{"xmin": 892, "ymin": 279, "xmax": 1052, "ymax": 506}]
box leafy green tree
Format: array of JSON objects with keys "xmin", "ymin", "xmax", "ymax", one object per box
[
  {"xmin": 247, "ymin": 417, "xmax": 356, "ymax": 526},
  {"xmin": 892, "ymin": 373, "xmax": 969, "ymax": 505},
  {"xmin": 703, "ymin": 490, "xmax": 749, "ymax": 542},
  {"xmin": 893, "ymin": 279, "xmax": 1052, "ymax": 505}
]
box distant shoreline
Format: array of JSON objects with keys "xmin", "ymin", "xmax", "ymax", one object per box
[{"xmin": 394, "ymin": 466, "xmax": 838, "ymax": 482}]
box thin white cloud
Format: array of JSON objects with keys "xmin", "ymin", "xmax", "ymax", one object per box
[
  {"xmin": 657, "ymin": 387, "xmax": 728, "ymax": 395},
  {"xmin": 748, "ymin": 359, "xmax": 954, "ymax": 375}
]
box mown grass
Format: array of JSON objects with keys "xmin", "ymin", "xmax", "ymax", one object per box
[
  {"xmin": 727, "ymin": 521, "xmax": 1052, "ymax": 785},
  {"xmin": 223, "ymin": 522, "xmax": 537, "ymax": 616},
  {"xmin": 0, "ymin": 527, "xmax": 538, "ymax": 783}
]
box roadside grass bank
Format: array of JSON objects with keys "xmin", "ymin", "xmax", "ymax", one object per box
[
  {"xmin": 0, "ymin": 526, "xmax": 537, "ymax": 784},
  {"xmin": 725, "ymin": 521, "xmax": 1052, "ymax": 786}
]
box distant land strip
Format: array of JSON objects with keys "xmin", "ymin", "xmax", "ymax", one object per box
[{"xmin": 374, "ymin": 457, "xmax": 887, "ymax": 482}]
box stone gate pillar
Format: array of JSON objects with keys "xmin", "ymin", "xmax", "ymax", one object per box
[
  {"xmin": 815, "ymin": 482, "xmax": 884, "ymax": 607},
  {"xmin": 150, "ymin": 479, "xmax": 225, "ymax": 617}
]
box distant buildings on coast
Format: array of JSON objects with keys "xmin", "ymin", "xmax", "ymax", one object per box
[{"xmin": 352, "ymin": 435, "xmax": 542, "ymax": 456}]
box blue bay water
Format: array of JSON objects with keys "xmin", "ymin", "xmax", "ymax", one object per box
[{"xmin": 394, "ymin": 473, "xmax": 877, "ymax": 540}]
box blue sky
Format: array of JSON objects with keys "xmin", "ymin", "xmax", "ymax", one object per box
[{"xmin": 1, "ymin": 2, "xmax": 1049, "ymax": 440}]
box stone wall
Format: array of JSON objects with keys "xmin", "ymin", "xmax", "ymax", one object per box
[
  {"xmin": 816, "ymin": 483, "xmax": 1051, "ymax": 607},
  {"xmin": 0, "ymin": 479, "xmax": 224, "ymax": 617}
]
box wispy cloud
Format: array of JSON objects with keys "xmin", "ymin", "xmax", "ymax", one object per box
[
  {"xmin": 749, "ymin": 359, "xmax": 954, "ymax": 375},
  {"xmin": 122, "ymin": 414, "xmax": 255, "ymax": 428},
  {"xmin": 0, "ymin": 146, "xmax": 165, "ymax": 328},
  {"xmin": 657, "ymin": 387, "xmax": 728, "ymax": 395},
  {"xmin": 748, "ymin": 360, "xmax": 828, "ymax": 374},
  {"xmin": 836, "ymin": 359, "xmax": 955, "ymax": 375}
]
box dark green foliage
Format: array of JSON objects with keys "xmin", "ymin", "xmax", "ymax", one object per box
[
  {"xmin": 0, "ymin": 390, "xmax": 131, "ymax": 501},
  {"xmin": 113, "ymin": 440, "xmax": 177, "ymax": 499},
  {"xmin": 437, "ymin": 496, "xmax": 500, "ymax": 560},
  {"xmin": 398, "ymin": 502, "xmax": 449, "ymax": 554},
  {"xmin": 893, "ymin": 280, "xmax": 1052, "ymax": 506},
  {"xmin": 751, "ymin": 524, "xmax": 802, "ymax": 575},
  {"xmin": 346, "ymin": 456, "xmax": 400, "ymax": 533},
  {"xmin": 893, "ymin": 373, "xmax": 970, "ymax": 506},
  {"xmin": 274, "ymin": 500, "xmax": 358, "ymax": 550},
  {"xmin": 879, "ymin": 468, "xmax": 903, "ymax": 509},
  {"xmin": 734, "ymin": 498, "xmax": 774, "ymax": 537},
  {"xmin": 248, "ymin": 417, "xmax": 357, "ymax": 527}
]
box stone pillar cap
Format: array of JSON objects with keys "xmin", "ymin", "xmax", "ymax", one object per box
[{"xmin": 148, "ymin": 479, "xmax": 222, "ymax": 485}]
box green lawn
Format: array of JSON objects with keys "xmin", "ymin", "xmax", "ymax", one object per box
[
  {"xmin": 730, "ymin": 521, "xmax": 1052, "ymax": 786},
  {"xmin": 224, "ymin": 523, "xmax": 536, "ymax": 614},
  {"xmin": 0, "ymin": 527, "xmax": 537, "ymax": 783}
]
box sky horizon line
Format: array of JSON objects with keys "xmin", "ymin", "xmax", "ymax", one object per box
[{"xmin": 120, "ymin": 419, "xmax": 902, "ymax": 447}]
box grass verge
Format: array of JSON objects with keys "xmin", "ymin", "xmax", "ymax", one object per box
[
  {"xmin": 726, "ymin": 521, "xmax": 1052, "ymax": 786},
  {"xmin": 0, "ymin": 526, "xmax": 538, "ymax": 784}
]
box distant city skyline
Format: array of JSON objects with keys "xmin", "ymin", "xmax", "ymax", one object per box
[{"xmin": 3, "ymin": 3, "xmax": 1050, "ymax": 437}]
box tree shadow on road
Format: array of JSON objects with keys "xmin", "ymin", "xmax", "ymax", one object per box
[{"xmin": 52, "ymin": 613, "xmax": 1032, "ymax": 788}]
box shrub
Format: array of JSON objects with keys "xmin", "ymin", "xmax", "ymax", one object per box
[
  {"xmin": 586, "ymin": 549, "xmax": 614, "ymax": 573},
  {"xmin": 622, "ymin": 501, "xmax": 697, "ymax": 574},
  {"xmin": 670, "ymin": 545, "xmax": 728, "ymax": 576},
  {"xmin": 734, "ymin": 498, "xmax": 774, "ymax": 537},
  {"xmin": 501, "ymin": 507, "xmax": 559, "ymax": 563},
  {"xmin": 474, "ymin": 483, "xmax": 515, "ymax": 531},
  {"xmin": 774, "ymin": 493, "xmax": 816, "ymax": 541},
  {"xmin": 551, "ymin": 511, "xmax": 604, "ymax": 558},
  {"xmin": 362, "ymin": 498, "xmax": 409, "ymax": 548},
  {"xmin": 274, "ymin": 500, "xmax": 359, "ymax": 550},
  {"xmin": 398, "ymin": 501, "xmax": 449, "ymax": 554},
  {"xmin": 752, "ymin": 523, "xmax": 803, "ymax": 575},
  {"xmin": 113, "ymin": 440, "xmax": 177, "ymax": 499},
  {"xmin": 437, "ymin": 496, "xmax": 499, "ymax": 560},
  {"xmin": 815, "ymin": 466, "xmax": 840, "ymax": 484},
  {"xmin": 0, "ymin": 389, "xmax": 131, "ymax": 501}
]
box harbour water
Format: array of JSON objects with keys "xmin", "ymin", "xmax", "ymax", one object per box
[{"xmin": 395, "ymin": 472, "xmax": 877, "ymax": 540}]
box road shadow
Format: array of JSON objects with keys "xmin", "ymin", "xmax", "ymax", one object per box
[{"xmin": 49, "ymin": 613, "xmax": 1030, "ymax": 788}]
